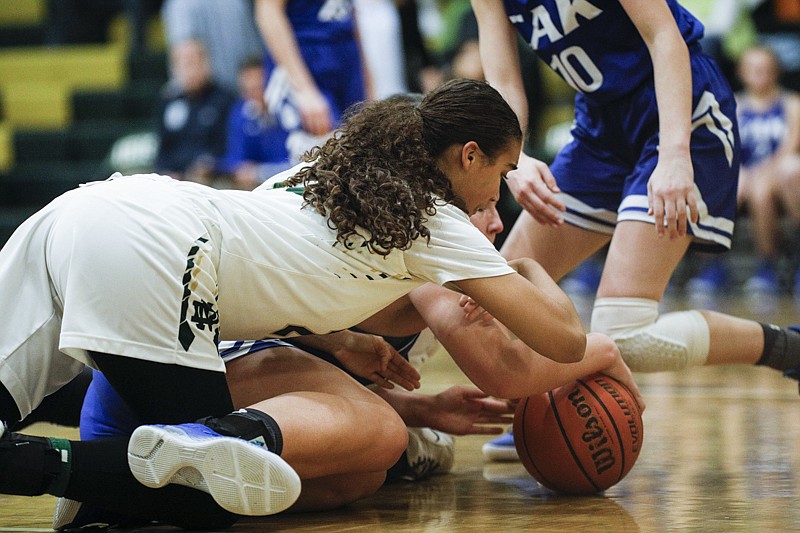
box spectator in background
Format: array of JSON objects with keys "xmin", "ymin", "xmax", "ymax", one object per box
[
  {"xmin": 161, "ymin": 0, "xmax": 265, "ymax": 94},
  {"xmin": 219, "ymin": 58, "xmax": 292, "ymax": 190},
  {"xmin": 396, "ymin": 0, "xmax": 446, "ymax": 94},
  {"xmin": 737, "ymin": 46, "xmax": 800, "ymax": 293},
  {"xmin": 255, "ymin": 0, "xmax": 371, "ymax": 162},
  {"xmin": 687, "ymin": 46, "xmax": 800, "ymax": 299},
  {"xmin": 154, "ymin": 39, "xmax": 235, "ymax": 184},
  {"xmin": 751, "ymin": 0, "xmax": 800, "ymax": 91},
  {"xmin": 680, "ymin": 0, "xmax": 757, "ymax": 83}
]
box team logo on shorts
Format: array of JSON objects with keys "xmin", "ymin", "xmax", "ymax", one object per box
[
  {"xmin": 178, "ymin": 237, "xmax": 219, "ymax": 351},
  {"xmin": 692, "ymin": 91, "xmax": 735, "ymax": 166}
]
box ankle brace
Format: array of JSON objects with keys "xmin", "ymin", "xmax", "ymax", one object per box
[
  {"xmin": 0, "ymin": 430, "xmax": 69, "ymax": 496},
  {"xmin": 757, "ymin": 324, "xmax": 800, "ymax": 372},
  {"xmin": 197, "ymin": 408, "xmax": 283, "ymax": 455}
]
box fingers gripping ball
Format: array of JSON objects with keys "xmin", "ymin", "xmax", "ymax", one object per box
[{"xmin": 513, "ymin": 373, "xmax": 643, "ymax": 495}]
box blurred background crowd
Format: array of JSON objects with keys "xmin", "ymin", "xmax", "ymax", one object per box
[{"xmin": 0, "ymin": 0, "xmax": 798, "ymax": 306}]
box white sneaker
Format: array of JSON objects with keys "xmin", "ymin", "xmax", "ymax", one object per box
[
  {"xmin": 403, "ymin": 428, "xmax": 455, "ymax": 481},
  {"xmin": 128, "ymin": 423, "xmax": 301, "ymax": 516},
  {"xmin": 52, "ymin": 497, "xmax": 142, "ymax": 530},
  {"xmin": 52, "ymin": 498, "xmax": 83, "ymax": 530}
]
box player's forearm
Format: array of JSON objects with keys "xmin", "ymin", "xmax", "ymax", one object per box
[
  {"xmin": 456, "ymin": 274, "xmax": 585, "ymax": 365},
  {"xmin": 507, "ymin": 258, "xmax": 574, "ymax": 315},
  {"xmin": 373, "ymin": 387, "xmax": 431, "ymax": 427},
  {"xmin": 648, "ymin": 28, "xmax": 692, "ymax": 159},
  {"xmin": 290, "ymin": 330, "xmax": 359, "ymax": 355},
  {"xmin": 255, "ymin": 0, "xmax": 318, "ymax": 94},
  {"xmin": 351, "ymin": 10, "xmax": 374, "ymax": 100},
  {"xmin": 472, "ymin": 0, "xmax": 530, "ymax": 135},
  {"xmin": 779, "ymin": 95, "xmax": 800, "ymax": 154},
  {"xmin": 410, "ymin": 284, "xmax": 582, "ymax": 398},
  {"xmin": 622, "ymin": 0, "xmax": 692, "ymax": 159}
]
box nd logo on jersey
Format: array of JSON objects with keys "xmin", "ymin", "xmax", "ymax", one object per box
[{"xmin": 178, "ymin": 236, "xmax": 220, "ymax": 351}]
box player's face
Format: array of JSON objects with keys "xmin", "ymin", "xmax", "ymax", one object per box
[
  {"xmin": 239, "ymin": 66, "xmax": 266, "ymax": 105},
  {"xmin": 469, "ymin": 200, "xmax": 504, "ymax": 243},
  {"xmin": 172, "ymin": 41, "xmax": 212, "ymax": 94},
  {"xmin": 457, "ymin": 141, "xmax": 520, "ymax": 215},
  {"xmin": 739, "ymin": 49, "xmax": 779, "ymax": 94}
]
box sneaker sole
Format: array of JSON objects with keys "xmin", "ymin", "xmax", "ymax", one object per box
[
  {"xmin": 127, "ymin": 425, "xmax": 301, "ymax": 516},
  {"xmin": 52, "ymin": 497, "xmax": 81, "ymax": 530}
]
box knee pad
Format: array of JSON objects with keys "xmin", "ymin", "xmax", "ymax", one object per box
[{"xmin": 590, "ymin": 298, "xmax": 710, "ymax": 372}]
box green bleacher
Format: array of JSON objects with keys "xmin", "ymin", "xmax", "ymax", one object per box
[{"xmin": 0, "ymin": 0, "xmax": 167, "ymax": 245}]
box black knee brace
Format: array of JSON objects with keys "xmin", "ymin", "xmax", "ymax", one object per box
[{"xmin": 197, "ymin": 408, "xmax": 283, "ymax": 455}]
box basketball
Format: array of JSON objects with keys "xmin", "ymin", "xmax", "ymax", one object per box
[{"xmin": 513, "ymin": 373, "xmax": 643, "ymax": 495}]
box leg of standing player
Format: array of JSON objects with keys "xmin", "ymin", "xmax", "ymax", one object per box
[{"xmin": 502, "ymin": 209, "xmax": 794, "ymax": 369}]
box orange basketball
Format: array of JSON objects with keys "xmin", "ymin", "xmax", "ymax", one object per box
[{"xmin": 513, "ymin": 373, "xmax": 643, "ymax": 495}]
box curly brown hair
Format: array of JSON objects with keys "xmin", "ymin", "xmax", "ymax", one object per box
[{"xmin": 285, "ymin": 78, "xmax": 521, "ymax": 256}]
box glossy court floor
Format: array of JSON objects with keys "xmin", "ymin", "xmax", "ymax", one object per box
[{"xmin": 2, "ymin": 295, "xmax": 799, "ymax": 532}]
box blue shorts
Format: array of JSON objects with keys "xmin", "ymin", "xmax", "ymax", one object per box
[
  {"xmin": 79, "ymin": 370, "xmax": 141, "ymax": 440},
  {"xmin": 551, "ymin": 52, "xmax": 740, "ymax": 252}
]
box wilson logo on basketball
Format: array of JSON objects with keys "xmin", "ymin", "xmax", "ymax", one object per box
[
  {"xmin": 594, "ymin": 376, "xmax": 642, "ymax": 453},
  {"xmin": 567, "ymin": 387, "xmax": 615, "ymax": 475}
]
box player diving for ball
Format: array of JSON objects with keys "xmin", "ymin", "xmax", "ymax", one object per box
[
  {"xmin": 48, "ymin": 194, "xmax": 646, "ymax": 530},
  {"xmin": 0, "ymin": 80, "xmax": 641, "ymax": 531}
]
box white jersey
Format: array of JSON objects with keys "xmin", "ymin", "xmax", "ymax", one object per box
[{"xmin": 0, "ymin": 172, "xmax": 512, "ymax": 416}]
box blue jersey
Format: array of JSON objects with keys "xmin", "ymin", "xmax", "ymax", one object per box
[
  {"xmin": 286, "ymin": 0, "xmax": 355, "ymax": 43},
  {"xmin": 503, "ymin": 0, "xmax": 704, "ymax": 103},
  {"xmin": 503, "ymin": 1, "xmax": 740, "ymax": 251},
  {"xmin": 737, "ymin": 95, "xmax": 788, "ymax": 167},
  {"xmin": 219, "ymin": 99, "xmax": 290, "ymax": 174}
]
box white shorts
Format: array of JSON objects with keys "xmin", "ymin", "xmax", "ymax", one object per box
[{"xmin": 0, "ymin": 175, "xmax": 224, "ymax": 418}]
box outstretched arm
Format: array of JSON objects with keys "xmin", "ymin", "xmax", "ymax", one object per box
[
  {"xmin": 410, "ymin": 262, "xmax": 644, "ymax": 407},
  {"xmin": 374, "ymin": 385, "xmax": 515, "ymax": 436},
  {"xmin": 453, "ymin": 271, "xmax": 586, "ymax": 365},
  {"xmin": 292, "ymin": 330, "xmax": 421, "ymax": 391}
]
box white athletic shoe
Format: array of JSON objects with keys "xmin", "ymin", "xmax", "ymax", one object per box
[
  {"xmin": 52, "ymin": 498, "xmax": 82, "ymax": 530},
  {"xmin": 403, "ymin": 428, "xmax": 455, "ymax": 481},
  {"xmin": 127, "ymin": 423, "xmax": 301, "ymax": 516},
  {"xmin": 52, "ymin": 497, "xmax": 142, "ymax": 530}
]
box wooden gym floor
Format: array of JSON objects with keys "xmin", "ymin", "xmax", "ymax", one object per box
[{"xmin": 2, "ymin": 295, "xmax": 799, "ymax": 532}]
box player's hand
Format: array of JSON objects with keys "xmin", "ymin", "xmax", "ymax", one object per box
[
  {"xmin": 505, "ymin": 153, "xmax": 565, "ymax": 227},
  {"xmin": 333, "ymin": 333, "xmax": 421, "ymax": 391},
  {"xmin": 294, "ymin": 86, "xmax": 333, "ymax": 136},
  {"xmin": 422, "ymin": 385, "xmax": 515, "ymax": 435},
  {"xmin": 647, "ymin": 154, "xmax": 698, "ymax": 240}
]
